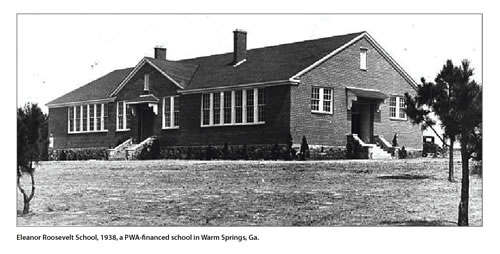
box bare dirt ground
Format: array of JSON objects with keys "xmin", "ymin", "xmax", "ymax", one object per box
[{"xmin": 16, "ymin": 157, "xmax": 482, "ymax": 226}]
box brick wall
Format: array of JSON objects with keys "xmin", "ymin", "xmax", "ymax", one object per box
[
  {"xmin": 49, "ymin": 63, "xmax": 292, "ymax": 149},
  {"xmin": 48, "ymin": 106, "xmax": 130, "ymax": 149},
  {"xmin": 160, "ymin": 85, "xmax": 291, "ymax": 147},
  {"xmin": 290, "ymin": 37, "xmax": 422, "ymax": 149}
]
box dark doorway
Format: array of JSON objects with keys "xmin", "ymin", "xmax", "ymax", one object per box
[
  {"xmin": 350, "ymin": 102, "xmax": 373, "ymax": 143},
  {"xmin": 138, "ymin": 105, "xmax": 155, "ymax": 142}
]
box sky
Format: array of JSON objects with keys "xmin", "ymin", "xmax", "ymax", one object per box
[{"xmin": 17, "ymin": 14, "xmax": 482, "ymax": 114}]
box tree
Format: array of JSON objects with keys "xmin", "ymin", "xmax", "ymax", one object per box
[
  {"xmin": 17, "ymin": 103, "xmax": 48, "ymax": 215},
  {"xmin": 405, "ymin": 60, "xmax": 482, "ymax": 226}
]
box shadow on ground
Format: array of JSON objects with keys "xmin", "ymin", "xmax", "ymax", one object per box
[
  {"xmin": 380, "ymin": 219, "xmax": 456, "ymax": 226},
  {"xmin": 377, "ymin": 174, "xmax": 430, "ymax": 180}
]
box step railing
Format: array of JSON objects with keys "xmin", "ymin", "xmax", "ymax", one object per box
[
  {"xmin": 125, "ymin": 136, "xmax": 158, "ymax": 160},
  {"xmin": 347, "ymin": 134, "xmax": 375, "ymax": 159},
  {"xmin": 107, "ymin": 138, "xmax": 133, "ymax": 160}
]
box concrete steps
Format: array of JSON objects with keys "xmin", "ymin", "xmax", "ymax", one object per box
[
  {"xmin": 107, "ymin": 138, "xmax": 134, "ymax": 160},
  {"xmin": 370, "ymin": 144, "xmax": 393, "ymax": 159}
]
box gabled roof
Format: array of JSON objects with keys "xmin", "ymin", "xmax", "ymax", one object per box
[
  {"xmin": 46, "ymin": 68, "xmax": 133, "ymax": 107},
  {"xmin": 109, "ymin": 57, "xmax": 199, "ymax": 96},
  {"xmin": 178, "ymin": 32, "xmax": 364, "ymax": 90},
  {"xmin": 47, "ymin": 31, "xmax": 417, "ymax": 107}
]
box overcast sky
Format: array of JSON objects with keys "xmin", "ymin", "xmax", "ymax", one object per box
[{"xmin": 17, "ymin": 14, "xmax": 482, "ymax": 112}]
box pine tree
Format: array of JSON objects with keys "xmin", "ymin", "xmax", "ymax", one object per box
[{"xmin": 405, "ymin": 60, "xmax": 482, "ymax": 226}]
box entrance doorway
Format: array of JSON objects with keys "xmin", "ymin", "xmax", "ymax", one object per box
[
  {"xmin": 350, "ymin": 102, "xmax": 373, "ymax": 143},
  {"xmin": 137, "ymin": 104, "xmax": 155, "ymax": 142}
]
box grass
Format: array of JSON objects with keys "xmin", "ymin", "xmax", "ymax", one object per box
[{"xmin": 16, "ymin": 157, "xmax": 482, "ymax": 226}]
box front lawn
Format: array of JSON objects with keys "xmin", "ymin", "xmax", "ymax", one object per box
[{"xmin": 16, "ymin": 158, "xmax": 482, "ymax": 226}]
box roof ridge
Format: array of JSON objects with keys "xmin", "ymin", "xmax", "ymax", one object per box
[{"xmin": 176, "ymin": 31, "xmax": 365, "ymax": 63}]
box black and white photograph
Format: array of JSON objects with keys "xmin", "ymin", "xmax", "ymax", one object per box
[{"xmin": 6, "ymin": 4, "xmax": 497, "ymax": 253}]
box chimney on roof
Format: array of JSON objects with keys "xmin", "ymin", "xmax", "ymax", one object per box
[
  {"xmin": 233, "ymin": 29, "xmax": 247, "ymax": 65},
  {"xmin": 154, "ymin": 46, "xmax": 166, "ymax": 60}
]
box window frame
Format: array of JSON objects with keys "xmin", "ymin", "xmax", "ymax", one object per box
[
  {"xmin": 67, "ymin": 103, "xmax": 108, "ymax": 134},
  {"xmin": 144, "ymin": 73, "xmax": 150, "ymax": 92},
  {"xmin": 201, "ymin": 88, "xmax": 265, "ymax": 127},
  {"xmin": 311, "ymin": 87, "xmax": 333, "ymax": 114},
  {"xmin": 389, "ymin": 95, "xmax": 408, "ymax": 120},
  {"xmin": 163, "ymin": 96, "xmax": 180, "ymax": 129},
  {"xmin": 116, "ymin": 101, "xmax": 130, "ymax": 131},
  {"xmin": 360, "ymin": 47, "xmax": 368, "ymax": 71}
]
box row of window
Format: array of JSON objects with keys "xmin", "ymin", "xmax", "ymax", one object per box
[
  {"xmin": 67, "ymin": 88, "xmax": 406, "ymax": 133},
  {"xmin": 68, "ymin": 104, "xmax": 108, "ymax": 133},
  {"xmin": 309, "ymin": 87, "xmax": 407, "ymax": 119},
  {"xmin": 201, "ymin": 88, "xmax": 265, "ymax": 126}
]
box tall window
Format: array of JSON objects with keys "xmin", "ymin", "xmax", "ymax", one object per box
[
  {"xmin": 75, "ymin": 106, "xmax": 81, "ymax": 131},
  {"xmin": 235, "ymin": 90, "xmax": 243, "ymax": 123},
  {"xmin": 163, "ymin": 96, "xmax": 180, "ymax": 129},
  {"xmin": 202, "ymin": 94, "xmax": 211, "ymax": 126},
  {"xmin": 223, "ymin": 92, "xmax": 232, "ymax": 124},
  {"xmin": 144, "ymin": 73, "xmax": 150, "ymax": 91},
  {"xmin": 103, "ymin": 104, "xmax": 108, "ymax": 130},
  {"xmin": 68, "ymin": 107, "xmax": 74, "ymax": 132},
  {"xmin": 89, "ymin": 104, "xmax": 94, "ymax": 131},
  {"xmin": 213, "ymin": 93, "xmax": 221, "ymax": 125},
  {"xmin": 82, "ymin": 105, "xmax": 88, "ymax": 131},
  {"xmin": 246, "ymin": 90, "xmax": 254, "ymax": 123},
  {"xmin": 360, "ymin": 48, "xmax": 368, "ymax": 70},
  {"xmin": 201, "ymin": 88, "xmax": 265, "ymax": 127},
  {"xmin": 67, "ymin": 103, "xmax": 108, "ymax": 133},
  {"xmin": 257, "ymin": 88, "xmax": 266, "ymax": 122},
  {"xmin": 311, "ymin": 87, "xmax": 333, "ymax": 114},
  {"xmin": 389, "ymin": 96, "xmax": 407, "ymax": 120},
  {"xmin": 96, "ymin": 104, "xmax": 102, "ymax": 131},
  {"xmin": 116, "ymin": 101, "xmax": 129, "ymax": 131}
]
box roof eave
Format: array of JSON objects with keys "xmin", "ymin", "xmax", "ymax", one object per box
[
  {"xmin": 109, "ymin": 58, "xmax": 185, "ymax": 97},
  {"xmin": 46, "ymin": 97, "xmax": 116, "ymax": 108},
  {"xmin": 178, "ymin": 80, "xmax": 298, "ymax": 94}
]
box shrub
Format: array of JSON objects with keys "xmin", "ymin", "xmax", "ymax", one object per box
[
  {"xmin": 222, "ymin": 142, "xmax": 229, "ymax": 160},
  {"xmin": 299, "ymin": 136, "xmax": 310, "ymax": 160}
]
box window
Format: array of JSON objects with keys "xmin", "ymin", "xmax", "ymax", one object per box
[
  {"xmin": 68, "ymin": 107, "xmax": 74, "ymax": 132},
  {"xmin": 223, "ymin": 92, "xmax": 232, "ymax": 124},
  {"xmin": 144, "ymin": 73, "xmax": 150, "ymax": 91},
  {"xmin": 202, "ymin": 94, "xmax": 211, "ymax": 126},
  {"xmin": 246, "ymin": 90, "xmax": 254, "ymax": 123},
  {"xmin": 163, "ymin": 96, "xmax": 180, "ymax": 129},
  {"xmin": 103, "ymin": 104, "xmax": 109, "ymax": 130},
  {"xmin": 67, "ymin": 103, "xmax": 108, "ymax": 133},
  {"xmin": 89, "ymin": 104, "xmax": 94, "ymax": 131},
  {"xmin": 96, "ymin": 104, "xmax": 102, "ymax": 130},
  {"xmin": 360, "ymin": 48, "xmax": 368, "ymax": 70},
  {"xmin": 116, "ymin": 101, "xmax": 130, "ymax": 131},
  {"xmin": 257, "ymin": 88, "xmax": 266, "ymax": 122},
  {"xmin": 389, "ymin": 96, "xmax": 407, "ymax": 120},
  {"xmin": 235, "ymin": 90, "xmax": 243, "ymax": 123},
  {"xmin": 82, "ymin": 105, "xmax": 88, "ymax": 131},
  {"xmin": 213, "ymin": 92, "xmax": 221, "ymax": 125},
  {"xmin": 311, "ymin": 87, "xmax": 333, "ymax": 114},
  {"xmin": 75, "ymin": 106, "xmax": 81, "ymax": 131},
  {"xmin": 201, "ymin": 88, "xmax": 265, "ymax": 127}
]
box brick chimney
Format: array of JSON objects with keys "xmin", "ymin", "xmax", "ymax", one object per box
[
  {"xmin": 154, "ymin": 46, "xmax": 166, "ymax": 60},
  {"xmin": 233, "ymin": 29, "xmax": 247, "ymax": 65}
]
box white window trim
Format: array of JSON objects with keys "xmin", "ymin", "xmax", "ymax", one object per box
[
  {"xmin": 68, "ymin": 103, "xmax": 108, "ymax": 134},
  {"xmin": 201, "ymin": 88, "xmax": 265, "ymax": 127},
  {"xmin": 360, "ymin": 47, "xmax": 368, "ymax": 71},
  {"xmin": 144, "ymin": 73, "xmax": 150, "ymax": 91},
  {"xmin": 311, "ymin": 87, "xmax": 333, "ymax": 114},
  {"xmin": 163, "ymin": 96, "xmax": 180, "ymax": 129},
  {"xmin": 116, "ymin": 101, "xmax": 130, "ymax": 131},
  {"xmin": 389, "ymin": 95, "xmax": 408, "ymax": 120}
]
